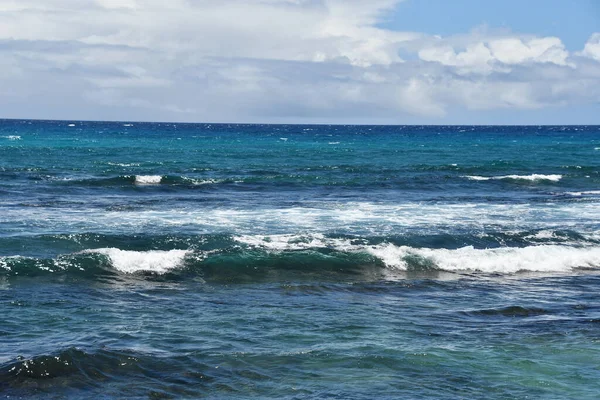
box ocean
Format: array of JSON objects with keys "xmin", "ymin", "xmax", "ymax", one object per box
[{"xmin": 1, "ymin": 120, "xmax": 599, "ymax": 399}]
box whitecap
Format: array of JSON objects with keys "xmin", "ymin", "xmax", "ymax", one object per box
[
  {"xmin": 85, "ymin": 248, "xmax": 189, "ymax": 274},
  {"xmin": 180, "ymin": 177, "xmax": 220, "ymax": 185},
  {"xmin": 463, "ymin": 175, "xmax": 492, "ymax": 181},
  {"xmin": 192, "ymin": 178, "xmax": 219, "ymax": 185},
  {"xmin": 108, "ymin": 162, "xmax": 141, "ymax": 167},
  {"xmin": 464, "ymin": 174, "xmax": 562, "ymax": 182},
  {"xmin": 370, "ymin": 244, "xmax": 600, "ymax": 273},
  {"xmin": 135, "ymin": 175, "xmax": 162, "ymax": 184},
  {"xmin": 565, "ymin": 190, "xmax": 600, "ymax": 197},
  {"xmin": 1, "ymin": 135, "xmax": 21, "ymax": 140},
  {"xmin": 234, "ymin": 234, "xmax": 600, "ymax": 274}
]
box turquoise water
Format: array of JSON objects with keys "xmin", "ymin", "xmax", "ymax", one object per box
[{"xmin": 1, "ymin": 120, "xmax": 600, "ymax": 398}]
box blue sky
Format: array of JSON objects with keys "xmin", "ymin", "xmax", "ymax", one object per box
[
  {"xmin": 388, "ymin": 0, "xmax": 599, "ymax": 51},
  {"xmin": 0, "ymin": 0, "xmax": 598, "ymax": 124}
]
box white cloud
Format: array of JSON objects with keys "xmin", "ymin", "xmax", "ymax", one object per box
[
  {"xmin": 580, "ymin": 33, "xmax": 600, "ymax": 62},
  {"xmin": 489, "ymin": 37, "xmax": 570, "ymax": 66},
  {"xmin": 0, "ymin": 1, "xmax": 598, "ymax": 123},
  {"xmin": 418, "ymin": 34, "xmax": 572, "ymax": 76}
]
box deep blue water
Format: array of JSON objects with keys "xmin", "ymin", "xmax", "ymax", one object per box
[{"xmin": 1, "ymin": 120, "xmax": 600, "ymax": 398}]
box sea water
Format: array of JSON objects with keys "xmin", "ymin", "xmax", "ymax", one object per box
[{"xmin": 1, "ymin": 120, "xmax": 599, "ymax": 398}]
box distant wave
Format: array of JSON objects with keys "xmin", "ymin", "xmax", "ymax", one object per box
[
  {"xmin": 133, "ymin": 175, "xmax": 219, "ymax": 186},
  {"xmin": 56, "ymin": 175, "xmax": 221, "ymax": 187},
  {"xmin": 463, "ymin": 174, "xmax": 562, "ymax": 182},
  {"xmin": 564, "ymin": 190, "xmax": 600, "ymax": 197},
  {"xmin": 1, "ymin": 135, "xmax": 21, "ymax": 140},
  {"xmin": 107, "ymin": 162, "xmax": 141, "ymax": 167},
  {"xmin": 134, "ymin": 175, "xmax": 163, "ymax": 185}
]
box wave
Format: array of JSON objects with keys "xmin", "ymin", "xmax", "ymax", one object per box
[
  {"xmin": 134, "ymin": 175, "xmax": 162, "ymax": 184},
  {"xmin": 0, "ymin": 346, "xmax": 154, "ymax": 391},
  {"xmin": 463, "ymin": 174, "xmax": 562, "ymax": 182},
  {"xmin": 82, "ymin": 248, "xmax": 191, "ymax": 273},
  {"xmin": 107, "ymin": 162, "xmax": 141, "ymax": 167},
  {"xmin": 0, "ymin": 229, "xmax": 595, "ymax": 260},
  {"xmin": 235, "ymin": 234, "xmax": 600, "ymax": 274},
  {"xmin": 2, "ymin": 239, "xmax": 599, "ymax": 281},
  {"xmin": 564, "ymin": 190, "xmax": 600, "ymax": 197},
  {"xmin": 1, "ymin": 135, "xmax": 21, "ymax": 140},
  {"xmin": 55, "ymin": 175, "xmax": 221, "ymax": 187},
  {"xmin": 14, "ymin": 169, "xmax": 586, "ymax": 190},
  {"xmin": 461, "ymin": 306, "xmax": 549, "ymax": 318}
]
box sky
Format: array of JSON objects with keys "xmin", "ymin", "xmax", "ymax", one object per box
[{"xmin": 0, "ymin": 0, "xmax": 599, "ymax": 124}]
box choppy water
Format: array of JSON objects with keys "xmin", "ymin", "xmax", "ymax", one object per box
[{"xmin": 1, "ymin": 120, "xmax": 600, "ymax": 398}]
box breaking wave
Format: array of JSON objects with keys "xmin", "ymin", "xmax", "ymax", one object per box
[
  {"xmin": 134, "ymin": 175, "xmax": 162, "ymax": 185},
  {"xmin": 463, "ymin": 174, "xmax": 562, "ymax": 182},
  {"xmin": 82, "ymin": 248, "xmax": 190, "ymax": 273},
  {"xmin": 235, "ymin": 234, "xmax": 600, "ymax": 274},
  {"xmin": 2, "ymin": 235, "xmax": 599, "ymax": 281}
]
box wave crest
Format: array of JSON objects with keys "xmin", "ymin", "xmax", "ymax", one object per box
[
  {"xmin": 2, "ymin": 238, "xmax": 600, "ymax": 281},
  {"xmin": 235, "ymin": 235, "xmax": 600, "ymax": 274},
  {"xmin": 463, "ymin": 174, "xmax": 562, "ymax": 182},
  {"xmin": 83, "ymin": 248, "xmax": 190, "ymax": 273},
  {"xmin": 134, "ymin": 175, "xmax": 162, "ymax": 184}
]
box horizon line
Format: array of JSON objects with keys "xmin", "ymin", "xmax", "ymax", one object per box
[{"xmin": 1, "ymin": 117, "xmax": 599, "ymax": 127}]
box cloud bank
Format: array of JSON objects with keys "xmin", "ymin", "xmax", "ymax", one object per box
[{"xmin": 0, "ymin": 0, "xmax": 598, "ymax": 123}]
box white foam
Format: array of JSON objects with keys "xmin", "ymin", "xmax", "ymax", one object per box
[
  {"xmin": 135, "ymin": 175, "xmax": 162, "ymax": 184},
  {"xmin": 523, "ymin": 230, "xmax": 560, "ymax": 240},
  {"xmin": 565, "ymin": 190, "xmax": 600, "ymax": 196},
  {"xmin": 463, "ymin": 175, "xmax": 491, "ymax": 181},
  {"xmin": 85, "ymin": 248, "xmax": 189, "ymax": 274},
  {"xmin": 1, "ymin": 135, "xmax": 21, "ymax": 140},
  {"xmin": 464, "ymin": 174, "xmax": 562, "ymax": 182},
  {"xmin": 184, "ymin": 177, "xmax": 219, "ymax": 185},
  {"xmin": 108, "ymin": 162, "xmax": 140, "ymax": 167},
  {"xmin": 68, "ymin": 124, "xmax": 76, "ymax": 127},
  {"xmin": 235, "ymin": 234, "xmax": 600, "ymax": 274},
  {"xmin": 236, "ymin": 233, "xmax": 343, "ymax": 251},
  {"xmin": 377, "ymin": 245, "xmax": 600, "ymax": 273},
  {"xmin": 4, "ymin": 201, "xmax": 600, "ymax": 238}
]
